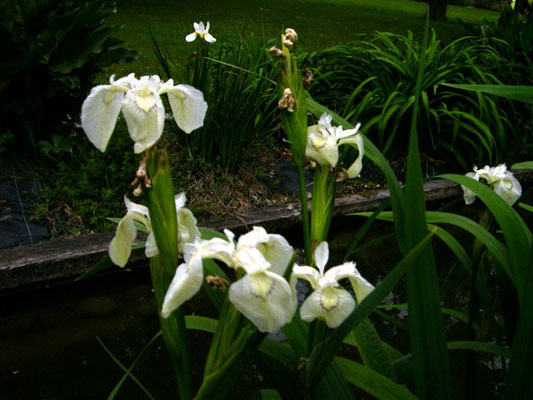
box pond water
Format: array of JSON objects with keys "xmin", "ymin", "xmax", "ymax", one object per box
[{"xmin": 0, "ymin": 201, "xmax": 520, "ymax": 399}]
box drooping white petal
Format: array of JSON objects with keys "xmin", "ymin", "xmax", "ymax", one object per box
[
  {"xmin": 462, "ymin": 171, "xmax": 479, "ymax": 205},
  {"xmin": 234, "ymin": 247, "xmax": 271, "ymax": 275},
  {"xmin": 81, "ymin": 84, "xmax": 125, "ymax": 152},
  {"xmin": 161, "ymin": 243, "xmax": 204, "ymax": 318},
  {"xmin": 237, "ymin": 226, "xmax": 269, "ymax": 249},
  {"xmin": 162, "ymin": 84, "xmax": 207, "ymax": 133},
  {"xmin": 257, "ymin": 234, "xmax": 294, "ymax": 276},
  {"xmin": 185, "ymin": 32, "xmax": 197, "ymax": 42},
  {"xmin": 300, "ymin": 286, "xmax": 355, "ymax": 328},
  {"xmin": 174, "ymin": 192, "xmax": 187, "ymax": 210},
  {"xmin": 291, "ymin": 265, "xmax": 320, "ymax": 288},
  {"xmin": 229, "ymin": 270, "xmax": 295, "ymax": 332},
  {"xmin": 204, "ymin": 33, "xmax": 216, "ymax": 43},
  {"xmin": 314, "ymin": 241, "xmax": 329, "ymax": 275},
  {"xmin": 109, "ymin": 216, "xmax": 137, "ymax": 267},
  {"xmin": 200, "ymin": 234, "xmax": 235, "ymax": 267},
  {"xmin": 125, "ymin": 196, "xmax": 150, "ymax": 218},
  {"xmin": 145, "ymin": 232, "xmax": 159, "ymax": 258},
  {"xmin": 340, "ymin": 133, "xmax": 365, "ymax": 178},
  {"xmin": 121, "ymin": 85, "xmax": 165, "ymax": 153},
  {"xmin": 493, "ymin": 176, "xmax": 522, "ymax": 206}
]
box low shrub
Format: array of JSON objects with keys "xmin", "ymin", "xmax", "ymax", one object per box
[{"xmin": 0, "ymin": 0, "xmax": 138, "ymax": 151}]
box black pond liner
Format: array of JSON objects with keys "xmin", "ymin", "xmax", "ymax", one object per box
[{"xmin": 0, "ymin": 162, "xmax": 49, "ymax": 249}]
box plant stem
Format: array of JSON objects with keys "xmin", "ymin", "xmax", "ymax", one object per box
[{"xmin": 297, "ymin": 165, "xmax": 312, "ymax": 265}]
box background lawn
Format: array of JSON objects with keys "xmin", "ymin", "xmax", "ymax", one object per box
[{"xmin": 105, "ymin": 0, "xmax": 498, "ymax": 79}]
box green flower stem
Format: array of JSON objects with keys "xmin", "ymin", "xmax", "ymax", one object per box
[
  {"xmin": 297, "ymin": 165, "xmax": 312, "ymax": 265},
  {"xmin": 310, "ymin": 165, "xmax": 336, "ymax": 257},
  {"xmin": 147, "ymin": 149, "xmax": 192, "ymax": 399}
]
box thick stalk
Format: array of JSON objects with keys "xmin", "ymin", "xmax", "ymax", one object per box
[{"xmin": 297, "ymin": 165, "xmax": 312, "ymax": 264}]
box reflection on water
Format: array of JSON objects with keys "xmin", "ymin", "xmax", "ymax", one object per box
[{"xmin": 1, "ymin": 200, "xmax": 520, "ymax": 399}]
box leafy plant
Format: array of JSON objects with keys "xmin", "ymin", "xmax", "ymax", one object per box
[
  {"xmin": 303, "ymin": 30, "xmax": 533, "ymax": 171},
  {"xmin": 153, "ymin": 29, "xmax": 279, "ymax": 170},
  {"xmin": 0, "ymin": 0, "xmax": 139, "ymax": 150}
]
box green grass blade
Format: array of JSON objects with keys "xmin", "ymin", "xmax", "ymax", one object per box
[
  {"xmin": 512, "ymin": 161, "xmax": 533, "ymax": 169},
  {"xmin": 335, "ymin": 357, "xmax": 419, "ymax": 400},
  {"xmin": 96, "ymin": 337, "xmax": 156, "ymax": 400},
  {"xmin": 108, "ymin": 331, "xmax": 162, "ymax": 400},
  {"xmin": 185, "ymin": 315, "xmax": 218, "ymax": 333},
  {"xmin": 253, "ymin": 389, "xmax": 283, "ymax": 400}
]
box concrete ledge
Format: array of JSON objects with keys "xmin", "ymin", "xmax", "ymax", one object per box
[{"xmin": 1, "ymin": 170, "xmax": 531, "ymax": 291}]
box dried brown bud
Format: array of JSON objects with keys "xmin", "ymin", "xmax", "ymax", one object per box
[
  {"xmin": 133, "ymin": 183, "xmax": 143, "ymax": 197},
  {"xmin": 205, "ymin": 275, "xmax": 230, "ymax": 291},
  {"xmin": 283, "ymin": 28, "xmax": 298, "ymax": 47},
  {"xmin": 303, "ymin": 67, "xmax": 314, "ymax": 87},
  {"xmin": 269, "ymin": 46, "xmax": 285, "ymax": 59},
  {"xmin": 278, "ymin": 88, "xmax": 295, "ymax": 112}
]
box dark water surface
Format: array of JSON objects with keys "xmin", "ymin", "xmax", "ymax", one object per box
[{"xmin": 0, "ymin": 201, "xmax": 521, "ymax": 399}]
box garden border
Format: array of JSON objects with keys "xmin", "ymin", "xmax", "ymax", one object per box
[{"xmin": 1, "ymin": 171, "xmax": 531, "ymax": 292}]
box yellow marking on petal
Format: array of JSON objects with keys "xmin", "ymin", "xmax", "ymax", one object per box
[
  {"xmin": 249, "ymin": 273, "xmax": 274, "ymax": 301},
  {"xmin": 104, "ymin": 91, "xmax": 117, "ymax": 104},
  {"xmin": 320, "ymin": 287, "xmax": 340, "ymax": 311},
  {"xmin": 312, "ymin": 136, "xmax": 327, "ymax": 150},
  {"xmin": 135, "ymin": 87, "xmax": 157, "ymax": 113}
]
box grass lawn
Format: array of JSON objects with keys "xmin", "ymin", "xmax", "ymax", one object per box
[{"xmin": 105, "ymin": 0, "xmax": 498, "ymax": 79}]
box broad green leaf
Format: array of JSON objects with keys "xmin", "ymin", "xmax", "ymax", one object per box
[
  {"xmin": 185, "ymin": 315, "xmax": 218, "ymax": 333},
  {"xmin": 335, "ymin": 357, "xmax": 419, "ymax": 400},
  {"xmin": 511, "ymin": 161, "xmax": 533, "ymax": 170},
  {"xmin": 443, "ymin": 83, "xmax": 533, "ymax": 104},
  {"xmin": 504, "ymin": 243, "xmax": 533, "ymax": 399},
  {"xmin": 348, "ymin": 318, "xmax": 398, "ymax": 382}
]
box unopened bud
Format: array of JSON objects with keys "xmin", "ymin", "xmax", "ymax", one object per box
[
  {"xmin": 283, "ymin": 28, "xmax": 298, "ymax": 47},
  {"xmin": 269, "ymin": 46, "xmax": 285, "ymax": 59},
  {"xmin": 278, "ymin": 88, "xmax": 295, "ymax": 112}
]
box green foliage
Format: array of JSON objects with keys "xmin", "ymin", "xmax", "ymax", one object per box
[
  {"xmin": 462, "ymin": 5, "xmax": 533, "ymax": 79},
  {"xmin": 303, "ymin": 30, "xmax": 532, "ymax": 170},
  {"xmin": 34, "ymin": 127, "xmax": 137, "ymax": 236},
  {"xmin": 153, "ymin": 30, "xmax": 279, "ymax": 170},
  {"xmin": 0, "ymin": 0, "xmax": 138, "ymax": 150}
]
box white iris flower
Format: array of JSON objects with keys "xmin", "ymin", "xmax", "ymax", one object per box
[
  {"xmin": 81, "ymin": 74, "xmax": 207, "ymax": 153},
  {"xmin": 185, "ymin": 21, "xmax": 216, "ymax": 43},
  {"xmin": 291, "ymin": 242, "xmax": 374, "ymax": 328},
  {"xmin": 462, "ymin": 164, "xmax": 522, "ymax": 206},
  {"xmin": 306, "ymin": 113, "xmax": 364, "ymax": 178},
  {"xmin": 161, "ymin": 226, "xmax": 297, "ymax": 333},
  {"xmin": 108, "ymin": 193, "xmax": 199, "ymax": 267}
]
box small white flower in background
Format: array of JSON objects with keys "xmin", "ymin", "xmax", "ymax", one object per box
[
  {"xmin": 109, "ymin": 193, "xmax": 199, "ymax": 267},
  {"xmin": 291, "ymin": 242, "xmax": 374, "ymax": 328},
  {"xmin": 81, "ymin": 74, "xmax": 207, "ymax": 153},
  {"xmin": 185, "ymin": 21, "xmax": 216, "ymax": 43},
  {"xmin": 161, "ymin": 226, "xmax": 297, "ymax": 333},
  {"xmin": 462, "ymin": 164, "xmax": 522, "ymax": 206},
  {"xmin": 306, "ymin": 113, "xmax": 364, "ymax": 178}
]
